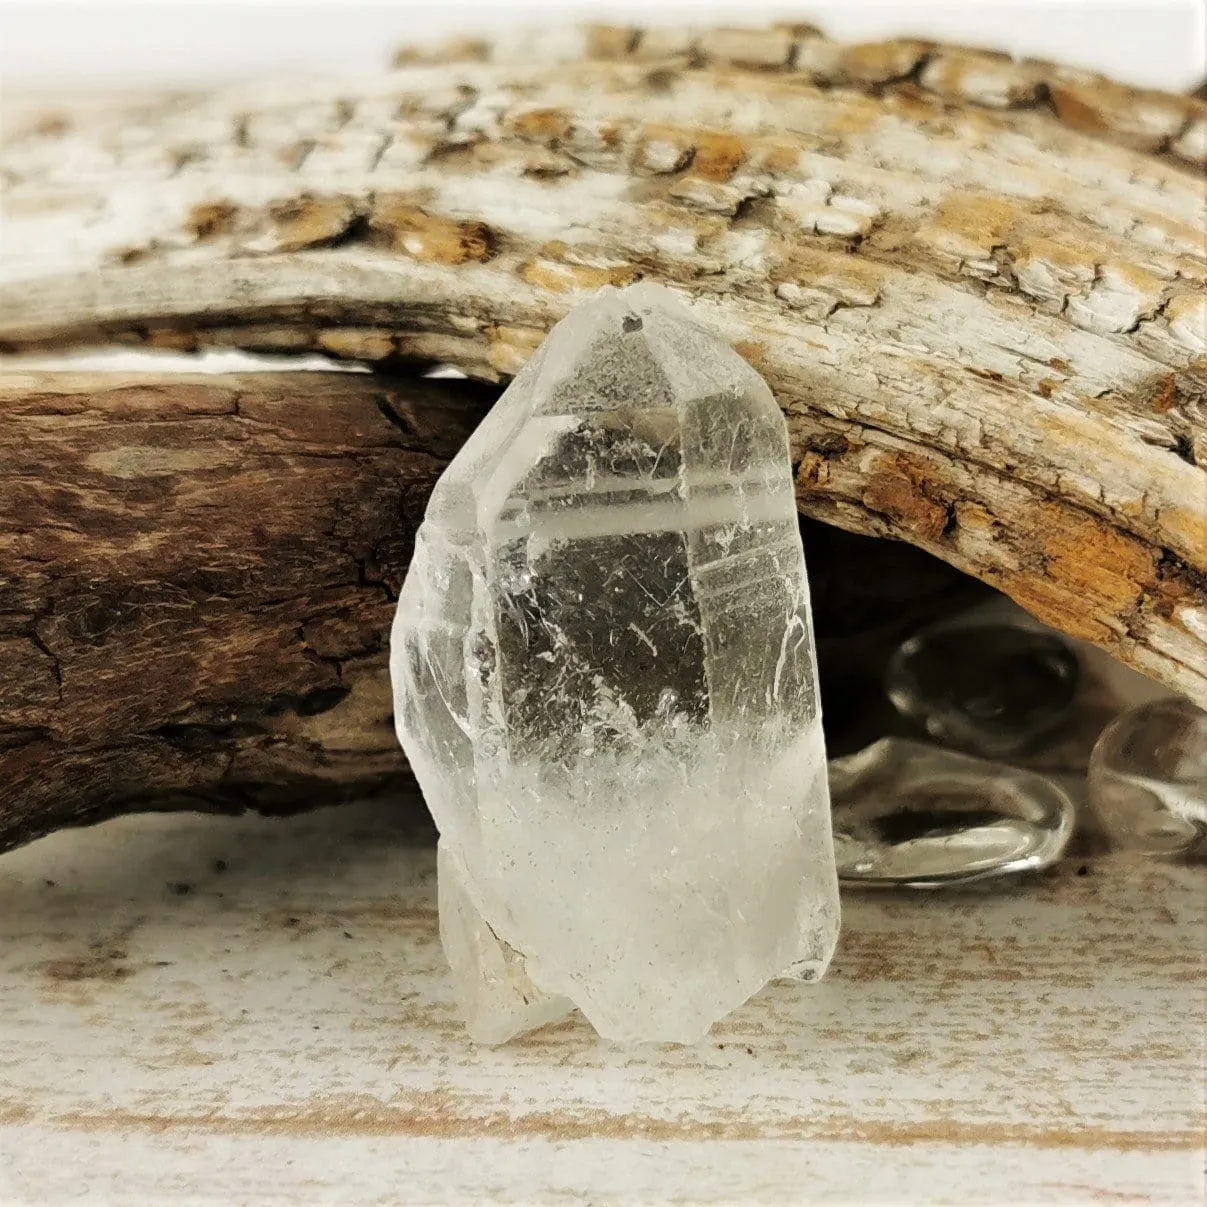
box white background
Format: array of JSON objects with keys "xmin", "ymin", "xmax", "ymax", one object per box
[{"xmin": 1, "ymin": 0, "xmax": 1204, "ymax": 93}]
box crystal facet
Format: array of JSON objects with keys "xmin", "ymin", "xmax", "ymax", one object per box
[
  {"xmin": 437, "ymin": 844, "xmax": 575, "ymax": 1043},
  {"xmin": 886, "ymin": 621, "xmax": 1079, "ymax": 757},
  {"xmin": 830, "ymin": 738, "xmax": 1075, "ymax": 887},
  {"xmin": 391, "ymin": 284, "xmax": 839, "ymax": 1043},
  {"xmin": 1087, "ymin": 698, "xmax": 1207, "ymax": 858}
]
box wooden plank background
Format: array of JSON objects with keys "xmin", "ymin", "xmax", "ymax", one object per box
[{"xmin": 0, "ymin": 796, "xmax": 1202, "ymax": 1204}]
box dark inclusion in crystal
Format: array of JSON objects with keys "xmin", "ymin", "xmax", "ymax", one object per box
[{"xmin": 495, "ymin": 529, "xmax": 711, "ymax": 758}]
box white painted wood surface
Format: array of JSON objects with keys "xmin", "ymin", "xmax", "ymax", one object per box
[{"xmin": 0, "ymin": 798, "xmax": 1202, "ymax": 1205}]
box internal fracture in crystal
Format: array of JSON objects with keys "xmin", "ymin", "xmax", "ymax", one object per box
[{"xmin": 390, "ymin": 283, "xmax": 839, "ymax": 1043}]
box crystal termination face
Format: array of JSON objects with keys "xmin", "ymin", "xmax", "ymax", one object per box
[{"xmin": 391, "ymin": 283, "xmax": 839, "ymax": 1044}]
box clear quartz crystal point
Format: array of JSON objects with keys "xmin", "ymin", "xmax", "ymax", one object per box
[
  {"xmin": 830, "ymin": 738, "xmax": 1075, "ymax": 887},
  {"xmin": 391, "ymin": 283, "xmax": 839, "ymax": 1044},
  {"xmin": 1088, "ymin": 698, "xmax": 1207, "ymax": 858}
]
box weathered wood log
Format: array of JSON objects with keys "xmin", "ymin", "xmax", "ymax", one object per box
[
  {"xmin": 1, "ymin": 27, "xmax": 1205, "ymax": 848},
  {"xmin": 0, "ymin": 369, "xmax": 980, "ymax": 851},
  {"xmin": 2, "ymin": 26, "xmax": 1204, "ymax": 702},
  {"xmin": 0, "ymin": 371, "xmax": 490, "ymax": 849}
]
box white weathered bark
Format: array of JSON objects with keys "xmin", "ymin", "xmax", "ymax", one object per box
[{"xmin": 1, "ymin": 25, "xmax": 1205, "ymax": 701}]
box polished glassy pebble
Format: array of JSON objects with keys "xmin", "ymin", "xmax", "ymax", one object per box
[
  {"xmin": 391, "ymin": 283, "xmax": 839, "ymax": 1044},
  {"xmin": 886, "ymin": 622, "xmax": 1079, "ymax": 757},
  {"xmin": 830, "ymin": 738, "xmax": 1075, "ymax": 887},
  {"xmin": 1088, "ymin": 697, "xmax": 1207, "ymax": 858}
]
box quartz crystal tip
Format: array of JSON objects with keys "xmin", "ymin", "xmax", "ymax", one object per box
[{"xmin": 390, "ymin": 283, "xmax": 839, "ymax": 1044}]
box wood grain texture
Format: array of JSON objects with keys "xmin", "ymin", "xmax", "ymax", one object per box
[
  {"xmin": 0, "ymin": 799, "xmax": 1202, "ymax": 1204},
  {"xmin": 2, "ymin": 25, "xmax": 1205, "ymax": 701},
  {"xmin": 0, "ymin": 370, "xmax": 494, "ymax": 849}
]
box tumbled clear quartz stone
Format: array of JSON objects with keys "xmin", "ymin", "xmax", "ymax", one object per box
[
  {"xmin": 886, "ymin": 620, "xmax": 1079, "ymax": 757},
  {"xmin": 830, "ymin": 738, "xmax": 1075, "ymax": 887},
  {"xmin": 391, "ymin": 283, "xmax": 839, "ymax": 1043},
  {"xmin": 1088, "ymin": 698, "xmax": 1207, "ymax": 858}
]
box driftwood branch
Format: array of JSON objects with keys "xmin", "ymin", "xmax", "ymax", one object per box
[
  {"xmin": 0, "ymin": 26, "xmax": 1205, "ymax": 844},
  {"xmin": 1, "ymin": 369, "xmax": 978, "ymax": 850},
  {"xmin": 0, "ymin": 372, "xmax": 489, "ymax": 848}
]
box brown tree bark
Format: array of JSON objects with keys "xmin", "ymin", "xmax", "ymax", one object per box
[{"xmin": 0, "ymin": 371, "xmax": 493, "ymax": 849}]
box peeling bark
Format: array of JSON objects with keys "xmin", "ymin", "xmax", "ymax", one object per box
[{"xmin": 0, "ymin": 25, "xmax": 1205, "ymax": 758}]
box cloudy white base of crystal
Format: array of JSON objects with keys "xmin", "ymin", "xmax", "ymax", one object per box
[
  {"xmin": 438, "ymin": 730, "xmax": 833, "ymax": 1044},
  {"xmin": 391, "ymin": 284, "xmax": 838, "ymax": 1044}
]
